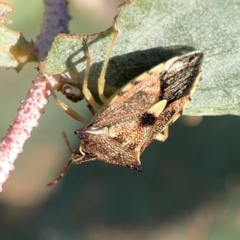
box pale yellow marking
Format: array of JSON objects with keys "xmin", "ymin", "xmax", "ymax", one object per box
[
  {"xmin": 87, "ymin": 127, "xmax": 108, "ymax": 135},
  {"xmin": 107, "ymin": 94, "xmax": 120, "ymax": 105},
  {"xmin": 121, "ymin": 81, "xmax": 135, "ymax": 92},
  {"xmin": 107, "ymin": 81, "xmax": 135, "ymax": 105},
  {"xmin": 189, "ymin": 73, "xmax": 201, "ymax": 97},
  {"xmin": 132, "ymin": 72, "xmax": 150, "ymax": 82},
  {"xmin": 148, "ymin": 99, "xmax": 167, "ymax": 116},
  {"xmin": 148, "ymin": 62, "xmax": 165, "ymax": 74}
]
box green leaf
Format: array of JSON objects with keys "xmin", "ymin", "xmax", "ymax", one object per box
[
  {"xmin": 0, "ymin": 1, "xmax": 13, "ymax": 24},
  {"xmin": 42, "ymin": 0, "xmax": 240, "ymax": 116},
  {"xmin": 0, "ymin": 2, "xmax": 37, "ymax": 71}
]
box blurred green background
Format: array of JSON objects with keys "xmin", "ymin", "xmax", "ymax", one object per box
[{"xmin": 1, "ymin": 0, "xmax": 240, "ymax": 239}]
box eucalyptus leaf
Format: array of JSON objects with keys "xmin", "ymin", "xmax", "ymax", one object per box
[
  {"xmin": 0, "ymin": 2, "xmax": 37, "ymax": 71},
  {"xmin": 43, "ymin": 0, "xmax": 240, "ymax": 116}
]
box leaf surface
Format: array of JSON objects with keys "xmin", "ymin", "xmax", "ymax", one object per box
[{"xmin": 43, "ymin": 0, "xmax": 240, "ymax": 116}]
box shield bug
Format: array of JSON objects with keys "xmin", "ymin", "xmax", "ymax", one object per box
[{"xmin": 46, "ymin": 50, "xmax": 203, "ymax": 186}]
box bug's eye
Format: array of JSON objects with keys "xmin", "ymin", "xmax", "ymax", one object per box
[
  {"xmin": 62, "ymin": 84, "xmax": 84, "ymax": 103},
  {"xmin": 74, "ymin": 129, "xmax": 87, "ymax": 139}
]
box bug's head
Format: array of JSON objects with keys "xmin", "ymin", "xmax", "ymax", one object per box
[{"xmin": 74, "ymin": 129, "xmax": 88, "ymax": 140}]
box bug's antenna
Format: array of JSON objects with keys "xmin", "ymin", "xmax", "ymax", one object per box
[
  {"xmin": 62, "ymin": 131, "xmax": 73, "ymax": 153},
  {"xmin": 47, "ymin": 132, "xmax": 73, "ymax": 186},
  {"xmin": 47, "ymin": 159, "xmax": 73, "ymax": 186}
]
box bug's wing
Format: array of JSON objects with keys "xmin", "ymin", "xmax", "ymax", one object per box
[
  {"xmin": 91, "ymin": 71, "xmax": 161, "ymax": 128},
  {"xmin": 161, "ymin": 51, "xmax": 203, "ymax": 101},
  {"xmin": 108, "ymin": 100, "xmax": 167, "ymax": 152},
  {"xmin": 92, "ymin": 51, "xmax": 203, "ymax": 128},
  {"xmin": 105, "ymin": 51, "xmax": 203, "ymax": 152},
  {"xmin": 140, "ymin": 67, "xmax": 203, "ymax": 154},
  {"xmin": 139, "ymin": 97, "xmax": 188, "ymax": 154}
]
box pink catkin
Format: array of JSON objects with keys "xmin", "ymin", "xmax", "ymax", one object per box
[
  {"xmin": 0, "ymin": 77, "xmax": 50, "ymax": 191},
  {"xmin": 0, "ymin": 0, "xmax": 70, "ymax": 191},
  {"xmin": 33, "ymin": 0, "xmax": 70, "ymax": 60}
]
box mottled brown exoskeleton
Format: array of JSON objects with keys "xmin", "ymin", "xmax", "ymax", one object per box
[
  {"xmin": 46, "ymin": 48, "xmax": 203, "ymax": 185},
  {"xmin": 43, "ymin": 0, "xmax": 203, "ymax": 186},
  {"xmin": 73, "ymin": 51, "xmax": 203, "ymax": 168}
]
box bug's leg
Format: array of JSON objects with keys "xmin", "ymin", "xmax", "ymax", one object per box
[
  {"xmin": 97, "ymin": 0, "xmax": 132, "ymax": 101},
  {"xmin": 87, "ymin": 104, "xmax": 95, "ymax": 116},
  {"xmin": 44, "ymin": 77, "xmax": 89, "ymax": 126},
  {"xmin": 98, "ymin": 17, "xmax": 119, "ymax": 103},
  {"xmin": 82, "ymin": 38, "xmax": 101, "ymax": 110},
  {"xmin": 154, "ymin": 127, "xmax": 169, "ymax": 142}
]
